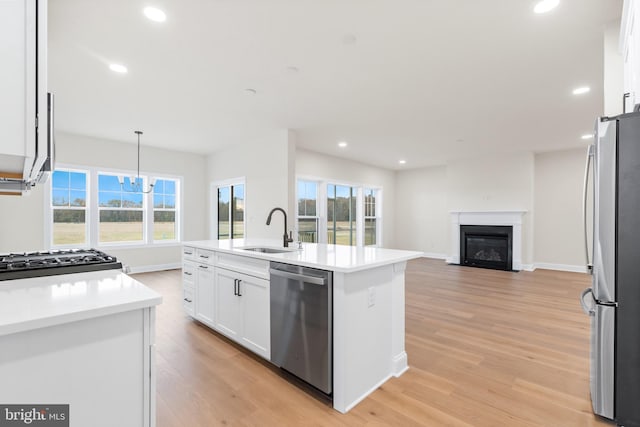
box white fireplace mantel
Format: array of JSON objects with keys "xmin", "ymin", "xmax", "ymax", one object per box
[{"xmin": 447, "ymin": 210, "xmax": 527, "ymax": 271}]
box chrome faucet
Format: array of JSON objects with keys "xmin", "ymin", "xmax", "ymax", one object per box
[{"xmin": 266, "ymin": 207, "xmax": 294, "ymax": 247}]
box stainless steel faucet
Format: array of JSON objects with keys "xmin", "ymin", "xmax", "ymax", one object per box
[{"xmin": 266, "ymin": 207, "xmax": 294, "ymax": 247}]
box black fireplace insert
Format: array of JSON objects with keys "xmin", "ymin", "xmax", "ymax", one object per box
[{"xmin": 460, "ymin": 225, "xmax": 513, "ymax": 271}]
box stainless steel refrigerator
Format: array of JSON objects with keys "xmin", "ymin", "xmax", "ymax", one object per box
[{"xmin": 581, "ymin": 111, "xmax": 640, "ymax": 427}]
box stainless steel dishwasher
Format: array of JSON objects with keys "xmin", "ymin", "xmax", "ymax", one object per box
[{"xmin": 270, "ymin": 262, "xmax": 333, "ymax": 395}]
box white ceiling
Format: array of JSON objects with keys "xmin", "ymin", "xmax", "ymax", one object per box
[{"xmin": 48, "ymin": 0, "xmax": 622, "ymax": 170}]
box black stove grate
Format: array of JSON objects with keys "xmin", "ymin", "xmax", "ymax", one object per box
[{"xmin": 0, "ymin": 249, "xmax": 123, "ymax": 281}]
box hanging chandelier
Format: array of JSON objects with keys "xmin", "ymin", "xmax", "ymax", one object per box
[{"xmin": 118, "ymin": 130, "xmax": 155, "ymax": 193}]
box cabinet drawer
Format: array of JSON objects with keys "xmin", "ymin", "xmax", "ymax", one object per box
[
  {"xmin": 182, "ymin": 263, "xmax": 196, "ymax": 282},
  {"xmin": 217, "ymin": 253, "xmax": 269, "ymax": 280},
  {"xmin": 196, "ymin": 248, "xmax": 215, "ymax": 264},
  {"xmin": 183, "ymin": 288, "xmax": 194, "ymax": 316},
  {"xmin": 183, "ymin": 246, "xmax": 196, "ymax": 261}
]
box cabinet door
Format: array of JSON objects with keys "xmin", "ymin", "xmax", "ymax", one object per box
[
  {"xmin": 238, "ymin": 274, "xmax": 270, "ymax": 360},
  {"xmin": 195, "ymin": 264, "xmax": 215, "ymax": 326},
  {"xmin": 214, "ymin": 268, "xmax": 242, "ymax": 339}
]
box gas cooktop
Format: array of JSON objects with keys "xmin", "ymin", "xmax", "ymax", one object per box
[{"xmin": 0, "ymin": 249, "xmax": 123, "ymax": 281}]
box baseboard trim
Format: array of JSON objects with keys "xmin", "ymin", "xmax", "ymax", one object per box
[
  {"xmin": 343, "ymin": 373, "xmax": 393, "ymax": 413},
  {"xmin": 533, "ymin": 263, "xmax": 587, "ymax": 273},
  {"xmin": 422, "ymin": 252, "xmax": 448, "ymax": 260},
  {"xmin": 520, "ymin": 264, "xmax": 535, "ymax": 272},
  {"xmin": 127, "ymin": 263, "xmax": 181, "ymax": 274}
]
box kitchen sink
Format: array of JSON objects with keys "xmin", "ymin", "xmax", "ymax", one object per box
[{"xmin": 238, "ymin": 247, "xmax": 296, "ymax": 254}]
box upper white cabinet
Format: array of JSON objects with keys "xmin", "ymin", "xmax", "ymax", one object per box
[
  {"xmin": 621, "ymin": 0, "xmax": 640, "ymax": 112},
  {"xmin": 0, "ymin": 0, "xmax": 51, "ymax": 193}
]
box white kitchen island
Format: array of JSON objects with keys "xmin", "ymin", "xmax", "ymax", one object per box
[
  {"xmin": 0, "ymin": 270, "xmax": 162, "ymax": 427},
  {"xmin": 182, "ymin": 239, "xmax": 422, "ymax": 413}
]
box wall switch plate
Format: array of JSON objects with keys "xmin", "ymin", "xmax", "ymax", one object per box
[{"xmin": 368, "ymin": 287, "xmax": 376, "ymax": 308}]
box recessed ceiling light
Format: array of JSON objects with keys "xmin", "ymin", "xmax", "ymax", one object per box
[
  {"xmin": 572, "ymin": 86, "xmax": 591, "ymax": 95},
  {"xmin": 244, "ymin": 88, "xmax": 257, "ymax": 95},
  {"xmin": 109, "ymin": 63, "xmax": 128, "ymax": 74},
  {"xmin": 399, "ymin": 160, "xmax": 407, "ymax": 165},
  {"xmin": 534, "ymin": 0, "xmax": 559, "ymax": 14},
  {"xmin": 143, "ymin": 6, "xmax": 166, "ymax": 22},
  {"xmin": 286, "ymin": 66, "xmax": 300, "ymax": 73},
  {"xmin": 581, "ymin": 134, "xmax": 594, "ymax": 140},
  {"xmin": 338, "ymin": 141, "xmax": 348, "ymax": 148}
]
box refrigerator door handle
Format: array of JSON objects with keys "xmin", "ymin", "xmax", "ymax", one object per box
[
  {"xmin": 583, "ymin": 144, "xmax": 595, "ymax": 274},
  {"xmin": 580, "ymin": 287, "xmax": 596, "ymax": 316}
]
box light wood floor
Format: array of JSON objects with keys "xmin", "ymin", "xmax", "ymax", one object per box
[{"xmin": 132, "ymin": 259, "xmax": 615, "ymax": 427}]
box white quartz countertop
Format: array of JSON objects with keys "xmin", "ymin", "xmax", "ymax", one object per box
[
  {"xmin": 0, "ymin": 270, "xmax": 162, "ymax": 337},
  {"xmin": 183, "ymin": 239, "xmax": 423, "ymax": 272}
]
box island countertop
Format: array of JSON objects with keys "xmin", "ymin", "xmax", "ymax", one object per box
[
  {"xmin": 183, "ymin": 239, "xmax": 422, "ymax": 273},
  {"xmin": 0, "ymin": 270, "xmax": 163, "ymax": 337}
]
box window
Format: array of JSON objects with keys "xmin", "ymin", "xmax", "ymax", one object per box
[
  {"xmin": 327, "ymin": 184, "xmax": 356, "ymax": 246},
  {"xmin": 295, "ymin": 178, "xmax": 382, "ymax": 247},
  {"xmin": 48, "ymin": 165, "xmax": 181, "ymax": 248},
  {"xmin": 98, "ymin": 174, "xmax": 144, "ymax": 243},
  {"xmin": 364, "ymin": 188, "xmax": 379, "ymax": 246},
  {"xmin": 297, "ymin": 180, "xmax": 318, "ymax": 242},
  {"xmin": 216, "ymin": 182, "xmax": 244, "ymax": 240},
  {"xmin": 51, "ymin": 170, "xmax": 88, "ymax": 246},
  {"xmin": 153, "ymin": 179, "xmax": 177, "ymax": 241}
]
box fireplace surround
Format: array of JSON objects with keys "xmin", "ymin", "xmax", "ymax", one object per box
[{"xmin": 448, "ymin": 211, "xmax": 526, "ymax": 271}]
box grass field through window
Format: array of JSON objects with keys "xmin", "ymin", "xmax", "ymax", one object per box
[{"xmin": 53, "ymin": 222, "xmax": 175, "ymax": 245}]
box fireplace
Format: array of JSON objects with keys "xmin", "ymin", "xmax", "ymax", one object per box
[{"xmin": 460, "ymin": 225, "xmax": 513, "ymax": 271}]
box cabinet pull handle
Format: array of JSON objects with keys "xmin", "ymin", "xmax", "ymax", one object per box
[
  {"xmin": 199, "ymin": 265, "xmax": 208, "ymax": 269},
  {"xmin": 183, "ymin": 298, "xmax": 192, "ymax": 303},
  {"xmin": 233, "ymin": 279, "xmax": 238, "ymax": 296},
  {"xmin": 184, "ymin": 251, "xmax": 193, "ymax": 255},
  {"xmin": 184, "ymin": 271, "xmax": 192, "ymax": 276},
  {"xmin": 199, "ymin": 254, "xmax": 209, "ymax": 259},
  {"xmin": 237, "ymin": 279, "xmax": 242, "ymax": 297}
]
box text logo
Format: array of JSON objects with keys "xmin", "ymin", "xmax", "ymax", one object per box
[{"xmin": 0, "ymin": 405, "xmax": 68, "ymax": 427}]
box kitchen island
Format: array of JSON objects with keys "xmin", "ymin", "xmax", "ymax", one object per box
[
  {"xmin": 182, "ymin": 239, "xmax": 422, "ymax": 413},
  {"xmin": 0, "ymin": 270, "xmax": 162, "ymax": 427}
]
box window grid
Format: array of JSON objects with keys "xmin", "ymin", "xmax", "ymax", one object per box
[{"xmin": 48, "ymin": 166, "xmax": 181, "ymax": 249}]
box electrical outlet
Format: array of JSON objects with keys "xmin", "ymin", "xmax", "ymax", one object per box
[{"xmin": 368, "ymin": 287, "xmax": 376, "ymax": 308}]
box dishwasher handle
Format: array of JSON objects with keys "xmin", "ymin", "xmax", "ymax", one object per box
[{"xmin": 269, "ymin": 268, "xmax": 327, "ymax": 285}]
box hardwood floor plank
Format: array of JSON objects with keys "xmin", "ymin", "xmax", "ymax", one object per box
[{"xmin": 131, "ymin": 259, "xmax": 614, "ymax": 426}]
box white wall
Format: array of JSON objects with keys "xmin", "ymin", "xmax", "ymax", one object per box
[
  {"xmin": 446, "ymin": 152, "xmax": 535, "ymax": 266},
  {"xmin": 394, "ymin": 166, "xmax": 447, "ymax": 257},
  {"xmin": 604, "ymin": 21, "xmax": 624, "ymax": 116},
  {"xmin": 295, "ymin": 149, "xmax": 396, "ymax": 248},
  {"xmin": 534, "ymin": 148, "xmax": 587, "ymax": 270},
  {"xmin": 0, "ymin": 132, "xmax": 208, "ymax": 270},
  {"xmin": 207, "ymin": 131, "xmax": 295, "ymax": 240}
]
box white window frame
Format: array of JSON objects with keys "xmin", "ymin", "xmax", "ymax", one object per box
[
  {"xmin": 295, "ymin": 175, "xmax": 382, "ymax": 247},
  {"xmin": 97, "ymin": 171, "xmax": 146, "ymax": 246},
  {"xmin": 45, "ymin": 163, "xmax": 183, "ymax": 250},
  {"xmin": 152, "ymin": 177, "xmax": 180, "ymax": 243},
  {"xmin": 363, "ymin": 187, "xmax": 382, "ymax": 247},
  {"xmin": 46, "ymin": 167, "xmax": 91, "ymax": 249},
  {"xmin": 296, "ymin": 179, "xmax": 321, "ymax": 243},
  {"xmin": 210, "ymin": 177, "xmax": 246, "ymax": 240}
]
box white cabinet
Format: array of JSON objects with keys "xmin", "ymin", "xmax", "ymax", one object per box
[
  {"xmin": 0, "ymin": 307, "xmax": 157, "ymax": 427},
  {"xmin": 195, "ymin": 263, "xmax": 215, "ymax": 326},
  {"xmin": 0, "ymin": 0, "xmax": 50, "ymax": 191},
  {"xmin": 182, "ymin": 261, "xmax": 195, "ymax": 316},
  {"xmin": 182, "ymin": 245, "xmax": 270, "ymax": 360},
  {"xmin": 215, "ymin": 268, "xmax": 242, "ymax": 339},
  {"xmin": 215, "ymin": 267, "xmax": 270, "ymax": 359},
  {"xmin": 238, "ymin": 272, "xmax": 270, "ymax": 358},
  {"xmin": 621, "ymin": 0, "xmax": 640, "ymax": 111}
]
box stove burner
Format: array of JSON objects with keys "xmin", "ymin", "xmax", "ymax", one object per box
[{"xmin": 0, "ymin": 249, "xmax": 123, "ymax": 281}]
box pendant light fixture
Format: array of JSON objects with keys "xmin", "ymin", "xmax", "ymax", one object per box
[{"xmin": 118, "ymin": 130, "xmax": 155, "ymax": 193}]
